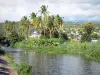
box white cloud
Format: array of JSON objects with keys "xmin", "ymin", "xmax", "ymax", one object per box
[
  {"xmin": 0, "ymin": 0, "xmax": 100, "ymax": 22},
  {"xmin": 89, "ymin": 16, "xmax": 100, "ymax": 21}
]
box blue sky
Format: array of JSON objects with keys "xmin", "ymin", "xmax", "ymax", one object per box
[{"xmin": 0, "ymin": 0, "xmax": 100, "ymax": 22}]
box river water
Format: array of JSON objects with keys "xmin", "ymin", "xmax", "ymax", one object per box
[{"xmin": 2, "ymin": 47, "xmax": 100, "ymax": 75}]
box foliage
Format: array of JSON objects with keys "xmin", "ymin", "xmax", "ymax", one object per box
[
  {"xmin": 81, "ymin": 22, "xmax": 95, "ymax": 42},
  {"xmin": 1, "ymin": 5, "xmax": 65, "ymax": 46},
  {"xmin": 18, "ymin": 16, "xmax": 30, "ymax": 40},
  {"xmin": 90, "ymin": 32, "xmax": 100, "ymax": 39},
  {"xmin": 17, "ymin": 63, "xmax": 32, "ymax": 75},
  {"xmin": 30, "ymin": 12, "xmax": 36, "ymax": 19},
  {"xmin": 60, "ymin": 32, "xmax": 68, "ymax": 40},
  {"xmin": 29, "ymin": 5, "xmax": 64, "ymax": 38},
  {"xmin": 35, "ymin": 41, "xmax": 100, "ymax": 62},
  {"xmin": 3, "ymin": 20, "xmax": 18, "ymax": 47},
  {"xmin": 15, "ymin": 38, "xmax": 64, "ymax": 49},
  {"xmin": 15, "ymin": 40, "xmax": 100, "ymax": 62}
]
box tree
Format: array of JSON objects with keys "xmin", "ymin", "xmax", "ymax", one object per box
[
  {"xmin": 19, "ymin": 16, "xmax": 29, "ymax": 40},
  {"xmin": 30, "ymin": 12, "xmax": 37, "ymax": 31},
  {"xmin": 46, "ymin": 16, "xmax": 55, "ymax": 38},
  {"xmin": 4, "ymin": 20, "xmax": 16, "ymax": 40},
  {"xmin": 30, "ymin": 12, "xmax": 42, "ymax": 34},
  {"xmin": 34, "ymin": 16, "xmax": 42, "ymax": 33},
  {"xmin": 81, "ymin": 21, "xmax": 95, "ymax": 42},
  {"xmin": 40, "ymin": 5, "xmax": 49, "ymax": 19},
  {"xmin": 3, "ymin": 20, "xmax": 18, "ymax": 47},
  {"xmin": 54, "ymin": 14, "xmax": 64, "ymax": 38},
  {"xmin": 40, "ymin": 5, "xmax": 49, "ymax": 37},
  {"xmin": 30, "ymin": 12, "xmax": 36, "ymax": 19}
]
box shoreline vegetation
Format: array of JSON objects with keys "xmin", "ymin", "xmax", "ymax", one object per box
[
  {"xmin": 0, "ymin": 46, "xmax": 32, "ymax": 75},
  {"xmin": 15, "ymin": 38, "xmax": 100, "ymax": 62},
  {"xmin": 0, "ymin": 55, "xmax": 32, "ymax": 75},
  {"xmin": 0, "ymin": 56, "xmax": 18, "ymax": 75}
]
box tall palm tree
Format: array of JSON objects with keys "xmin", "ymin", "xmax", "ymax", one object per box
[
  {"xmin": 39, "ymin": 5, "xmax": 49, "ymax": 37},
  {"xmin": 34, "ymin": 16, "xmax": 42, "ymax": 33},
  {"xmin": 46, "ymin": 16, "xmax": 55, "ymax": 38},
  {"xmin": 54, "ymin": 14, "xmax": 64, "ymax": 38},
  {"xmin": 30, "ymin": 12, "xmax": 36, "ymax": 30},
  {"xmin": 19, "ymin": 16, "xmax": 29, "ymax": 40},
  {"xmin": 30, "ymin": 12, "xmax": 36, "ymax": 20}
]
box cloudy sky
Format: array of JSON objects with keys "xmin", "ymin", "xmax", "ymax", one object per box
[{"xmin": 0, "ymin": 0, "xmax": 100, "ymax": 22}]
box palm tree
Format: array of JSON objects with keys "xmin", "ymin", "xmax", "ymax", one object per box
[
  {"xmin": 19, "ymin": 16, "xmax": 29, "ymax": 40},
  {"xmin": 54, "ymin": 14, "xmax": 64, "ymax": 38},
  {"xmin": 39, "ymin": 5, "xmax": 49, "ymax": 37},
  {"xmin": 34, "ymin": 16, "xmax": 42, "ymax": 33},
  {"xmin": 40, "ymin": 5, "xmax": 49, "ymax": 19},
  {"xmin": 30, "ymin": 12, "xmax": 42, "ymax": 31},
  {"xmin": 46, "ymin": 16, "xmax": 55, "ymax": 38},
  {"xmin": 30, "ymin": 12, "xmax": 37, "ymax": 30},
  {"xmin": 30, "ymin": 12, "xmax": 36, "ymax": 20}
]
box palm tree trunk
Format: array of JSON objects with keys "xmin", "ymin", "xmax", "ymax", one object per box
[
  {"xmin": 44, "ymin": 29, "xmax": 45, "ymax": 37},
  {"xmin": 50, "ymin": 30, "xmax": 52, "ymax": 38}
]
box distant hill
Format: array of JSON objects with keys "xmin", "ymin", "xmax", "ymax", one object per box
[{"xmin": 64, "ymin": 21, "xmax": 100, "ymax": 28}]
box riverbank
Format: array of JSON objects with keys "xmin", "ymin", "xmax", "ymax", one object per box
[
  {"xmin": 15, "ymin": 39, "xmax": 100, "ymax": 62},
  {"xmin": 0, "ymin": 55, "xmax": 32, "ymax": 75},
  {"xmin": 35, "ymin": 42, "xmax": 100, "ymax": 61},
  {"xmin": 0, "ymin": 56, "xmax": 18, "ymax": 75}
]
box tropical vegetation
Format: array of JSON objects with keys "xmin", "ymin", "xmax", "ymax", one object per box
[{"xmin": 0, "ymin": 5, "xmax": 100, "ymax": 75}]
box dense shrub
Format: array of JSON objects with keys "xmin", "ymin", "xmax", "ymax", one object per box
[
  {"xmin": 17, "ymin": 63, "xmax": 32, "ymax": 75},
  {"xmin": 15, "ymin": 38, "xmax": 64, "ymax": 48}
]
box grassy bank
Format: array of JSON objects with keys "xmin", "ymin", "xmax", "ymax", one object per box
[
  {"xmin": 1, "ymin": 55, "xmax": 32, "ymax": 75},
  {"xmin": 0, "ymin": 56, "xmax": 18, "ymax": 75},
  {"xmin": 35, "ymin": 42, "xmax": 100, "ymax": 62},
  {"xmin": 0, "ymin": 45, "xmax": 32, "ymax": 75},
  {"xmin": 15, "ymin": 38, "xmax": 100, "ymax": 62}
]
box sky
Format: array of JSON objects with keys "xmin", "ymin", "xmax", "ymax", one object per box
[{"xmin": 0, "ymin": 0, "xmax": 100, "ymax": 22}]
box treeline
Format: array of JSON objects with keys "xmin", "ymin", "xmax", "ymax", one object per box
[
  {"xmin": 0, "ymin": 5, "xmax": 100, "ymax": 47},
  {"xmin": 0, "ymin": 5, "xmax": 66, "ymax": 47}
]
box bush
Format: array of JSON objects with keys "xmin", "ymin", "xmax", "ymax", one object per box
[
  {"xmin": 15, "ymin": 38, "xmax": 64, "ymax": 48},
  {"xmin": 17, "ymin": 63, "xmax": 32, "ymax": 75},
  {"xmin": 81, "ymin": 22, "xmax": 95, "ymax": 42}
]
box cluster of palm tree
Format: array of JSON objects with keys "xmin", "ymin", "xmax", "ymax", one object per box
[
  {"xmin": 29, "ymin": 5, "xmax": 64, "ymax": 38},
  {"xmin": 4, "ymin": 5, "xmax": 64, "ymax": 41}
]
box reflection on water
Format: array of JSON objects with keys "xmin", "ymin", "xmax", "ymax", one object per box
[{"xmin": 8, "ymin": 51, "xmax": 100, "ymax": 75}]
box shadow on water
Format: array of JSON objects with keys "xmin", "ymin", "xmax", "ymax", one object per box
[
  {"xmin": 0, "ymin": 50, "xmax": 5, "ymax": 56},
  {"xmin": 6, "ymin": 50, "xmax": 100, "ymax": 75}
]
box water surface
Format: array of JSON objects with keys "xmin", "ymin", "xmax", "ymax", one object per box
[{"xmin": 3, "ymin": 47, "xmax": 100, "ymax": 75}]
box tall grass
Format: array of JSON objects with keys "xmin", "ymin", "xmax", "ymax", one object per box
[
  {"xmin": 34, "ymin": 41, "xmax": 100, "ymax": 62},
  {"xmin": 35, "ymin": 42, "xmax": 100, "ymax": 62},
  {"xmin": 15, "ymin": 38, "xmax": 100, "ymax": 62},
  {"xmin": 15, "ymin": 38, "xmax": 63, "ymax": 49}
]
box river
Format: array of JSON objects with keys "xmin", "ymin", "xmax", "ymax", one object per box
[{"xmin": 2, "ymin": 47, "xmax": 100, "ymax": 75}]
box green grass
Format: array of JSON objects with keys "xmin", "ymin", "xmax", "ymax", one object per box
[
  {"xmin": 38, "ymin": 42, "xmax": 100, "ymax": 62},
  {"xmin": 15, "ymin": 38, "xmax": 100, "ymax": 62},
  {"xmin": 15, "ymin": 38, "xmax": 63, "ymax": 49},
  {"xmin": 2, "ymin": 55, "xmax": 32, "ymax": 75}
]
